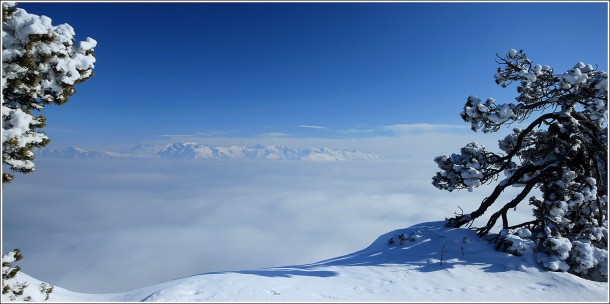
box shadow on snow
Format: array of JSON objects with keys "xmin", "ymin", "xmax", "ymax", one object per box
[{"xmin": 192, "ymin": 221, "xmax": 524, "ymax": 279}]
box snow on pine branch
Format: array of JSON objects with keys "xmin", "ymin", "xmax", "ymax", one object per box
[
  {"xmin": 463, "ymin": 49, "xmax": 608, "ymax": 134},
  {"xmin": 2, "ymin": 2, "xmax": 96, "ymax": 181},
  {"xmin": 434, "ymin": 49, "xmax": 608, "ymax": 282},
  {"xmin": 432, "ymin": 142, "xmax": 503, "ymax": 192}
]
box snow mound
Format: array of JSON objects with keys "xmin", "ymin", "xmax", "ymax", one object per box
[{"xmin": 17, "ymin": 221, "xmax": 610, "ymax": 302}]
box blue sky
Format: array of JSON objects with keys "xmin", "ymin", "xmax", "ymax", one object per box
[
  {"xmin": 16, "ymin": 1, "xmax": 609, "ymax": 149},
  {"xmin": 3, "ymin": 1, "xmax": 609, "ymax": 293}
]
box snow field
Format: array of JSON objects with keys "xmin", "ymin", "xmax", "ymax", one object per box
[{"xmin": 33, "ymin": 221, "xmax": 607, "ymax": 302}]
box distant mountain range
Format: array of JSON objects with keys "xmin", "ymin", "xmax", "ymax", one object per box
[{"xmin": 36, "ymin": 143, "xmax": 382, "ymax": 161}]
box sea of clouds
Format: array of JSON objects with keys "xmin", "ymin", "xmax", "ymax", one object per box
[{"xmin": 2, "ymin": 128, "xmax": 534, "ymax": 293}]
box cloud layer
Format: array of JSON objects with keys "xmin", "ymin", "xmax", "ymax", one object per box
[{"xmin": 2, "ymin": 127, "xmax": 535, "ymax": 293}]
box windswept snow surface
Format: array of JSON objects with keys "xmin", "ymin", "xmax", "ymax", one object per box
[{"xmin": 24, "ymin": 221, "xmax": 608, "ymax": 302}]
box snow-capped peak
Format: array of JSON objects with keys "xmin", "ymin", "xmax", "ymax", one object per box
[{"xmin": 36, "ymin": 143, "xmax": 382, "ymax": 161}]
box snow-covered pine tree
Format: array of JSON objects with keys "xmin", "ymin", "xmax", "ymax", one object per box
[
  {"xmin": 1, "ymin": 248, "xmax": 25, "ymax": 299},
  {"xmin": 2, "ymin": 1, "xmax": 96, "ymax": 183},
  {"xmin": 432, "ymin": 49, "xmax": 608, "ymax": 281},
  {"xmin": 2, "ymin": 248, "xmax": 53, "ymax": 302},
  {"xmin": 2, "ymin": 3, "xmax": 95, "ymax": 301}
]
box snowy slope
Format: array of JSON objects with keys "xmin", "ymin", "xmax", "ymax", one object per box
[{"xmin": 14, "ymin": 221, "xmax": 608, "ymax": 302}]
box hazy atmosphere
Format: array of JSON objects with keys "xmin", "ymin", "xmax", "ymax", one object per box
[{"xmin": 2, "ymin": 0, "xmax": 608, "ymax": 295}]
